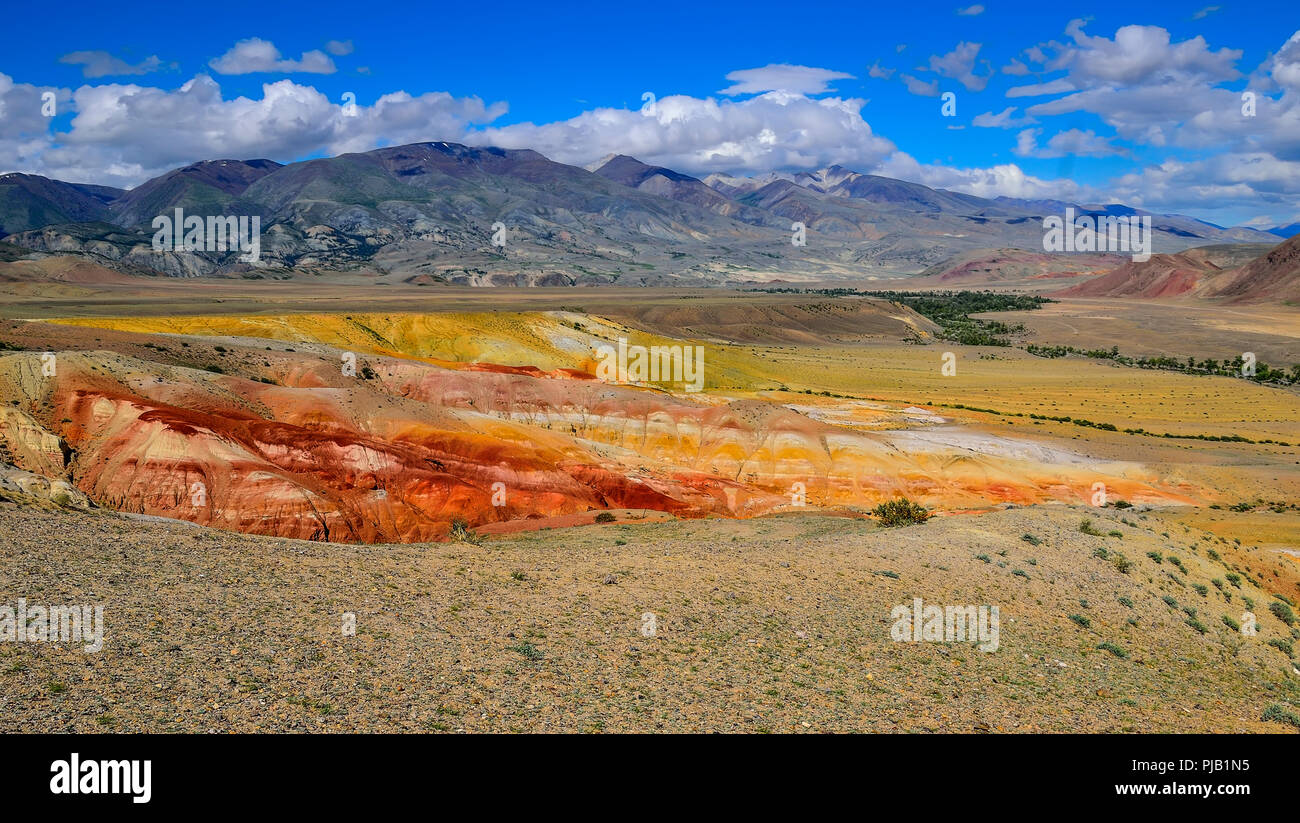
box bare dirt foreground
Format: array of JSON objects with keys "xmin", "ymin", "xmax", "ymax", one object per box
[{"xmin": 2, "ymin": 503, "xmax": 1297, "ymax": 733}]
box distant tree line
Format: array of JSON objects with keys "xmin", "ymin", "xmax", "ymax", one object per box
[{"xmin": 1026, "ymin": 344, "xmax": 1300, "ymax": 385}]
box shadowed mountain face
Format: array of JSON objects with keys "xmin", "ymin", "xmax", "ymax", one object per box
[
  {"xmin": 797, "ymin": 165, "xmax": 996, "ymax": 214},
  {"xmin": 589, "ymin": 154, "xmax": 752, "ymax": 219},
  {"xmin": 108, "ymin": 159, "xmax": 282, "ymax": 228},
  {"xmin": 0, "ymin": 142, "xmax": 1284, "ymax": 282},
  {"xmin": 0, "ymin": 173, "xmax": 124, "ymax": 234}
]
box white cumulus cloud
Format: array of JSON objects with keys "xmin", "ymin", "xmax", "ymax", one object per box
[{"xmin": 209, "ymin": 38, "xmax": 337, "ymax": 75}]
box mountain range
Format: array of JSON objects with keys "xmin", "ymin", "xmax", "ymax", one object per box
[{"xmin": 0, "ymin": 141, "xmax": 1288, "ymax": 285}]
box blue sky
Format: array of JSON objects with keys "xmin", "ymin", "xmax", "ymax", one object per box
[{"xmin": 2, "ymin": 0, "xmax": 1298, "ymax": 227}]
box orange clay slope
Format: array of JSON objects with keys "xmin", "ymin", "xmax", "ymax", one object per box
[{"xmin": 0, "ymin": 311, "xmax": 1199, "ymax": 542}]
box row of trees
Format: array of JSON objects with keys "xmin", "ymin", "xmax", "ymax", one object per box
[{"xmin": 1026, "ymin": 344, "xmax": 1300, "ymax": 385}]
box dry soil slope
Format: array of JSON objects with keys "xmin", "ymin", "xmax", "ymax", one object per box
[
  {"xmin": 598, "ymin": 298, "xmax": 941, "ymax": 344},
  {"xmin": 0, "ymin": 504, "xmax": 1296, "ymax": 733},
  {"xmin": 1057, "ymin": 240, "xmax": 1295, "ymax": 302}
]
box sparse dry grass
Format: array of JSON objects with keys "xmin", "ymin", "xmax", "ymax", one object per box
[{"xmin": 2, "ymin": 503, "xmax": 1296, "ymax": 733}]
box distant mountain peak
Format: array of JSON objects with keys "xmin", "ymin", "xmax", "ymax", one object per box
[{"xmin": 585, "ymin": 153, "xmax": 621, "ymax": 173}]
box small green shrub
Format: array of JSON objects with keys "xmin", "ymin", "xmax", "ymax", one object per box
[
  {"xmin": 1261, "ymin": 704, "xmax": 1300, "ymax": 729},
  {"xmin": 1097, "ymin": 641, "xmax": 1128, "ymax": 658},
  {"xmin": 449, "ymin": 518, "xmax": 483, "ymax": 545},
  {"xmin": 1109, "ymin": 552, "xmax": 1132, "ymax": 574},
  {"xmin": 1266, "ymin": 638, "xmax": 1294, "ymax": 658},
  {"xmin": 872, "ymin": 498, "xmax": 930, "ymax": 527},
  {"xmin": 1269, "ymin": 600, "xmax": 1297, "ymax": 626},
  {"xmin": 509, "ymin": 642, "xmax": 544, "ymax": 660}
]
